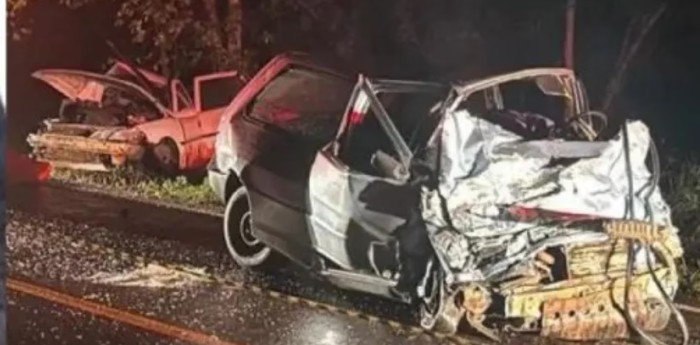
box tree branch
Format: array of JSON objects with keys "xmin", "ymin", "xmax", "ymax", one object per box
[{"xmin": 602, "ymin": 2, "xmax": 667, "ymax": 112}]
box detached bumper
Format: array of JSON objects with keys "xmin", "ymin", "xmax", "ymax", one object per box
[{"xmin": 27, "ymin": 132, "xmax": 145, "ymax": 171}]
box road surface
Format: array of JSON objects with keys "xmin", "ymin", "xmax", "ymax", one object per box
[{"xmin": 6, "ymin": 184, "xmax": 700, "ymax": 345}]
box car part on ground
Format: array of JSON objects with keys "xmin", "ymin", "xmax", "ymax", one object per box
[
  {"xmin": 27, "ymin": 61, "xmax": 244, "ymax": 177},
  {"xmin": 208, "ymin": 57, "xmax": 686, "ymax": 343}
]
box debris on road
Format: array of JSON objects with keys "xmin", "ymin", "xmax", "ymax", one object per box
[{"xmin": 85, "ymin": 263, "xmax": 213, "ymax": 288}]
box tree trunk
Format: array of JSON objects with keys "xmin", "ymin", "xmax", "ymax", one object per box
[
  {"xmin": 202, "ymin": 0, "xmax": 224, "ymax": 47},
  {"xmin": 202, "ymin": 0, "xmax": 240, "ymax": 70},
  {"xmin": 224, "ymin": 0, "xmax": 243, "ymax": 68},
  {"xmin": 564, "ymin": 0, "xmax": 575, "ymax": 69},
  {"xmin": 602, "ymin": 3, "xmax": 667, "ymax": 112}
]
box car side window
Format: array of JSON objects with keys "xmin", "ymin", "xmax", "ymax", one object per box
[
  {"xmin": 338, "ymin": 97, "xmax": 398, "ymax": 176},
  {"xmin": 199, "ymin": 76, "xmax": 245, "ymax": 111},
  {"xmin": 247, "ymin": 67, "xmax": 353, "ymax": 143},
  {"xmin": 338, "ymin": 91, "xmax": 443, "ymax": 176}
]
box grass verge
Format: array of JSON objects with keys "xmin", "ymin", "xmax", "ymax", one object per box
[{"xmin": 50, "ymin": 167, "xmax": 224, "ymax": 215}]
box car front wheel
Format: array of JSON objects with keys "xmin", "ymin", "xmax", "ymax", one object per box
[
  {"xmin": 147, "ymin": 138, "xmax": 179, "ymax": 177},
  {"xmin": 223, "ymin": 186, "xmax": 274, "ymax": 268}
]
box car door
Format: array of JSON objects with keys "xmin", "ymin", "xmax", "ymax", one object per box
[
  {"xmin": 307, "ymin": 77, "xmax": 446, "ymax": 271},
  {"xmin": 192, "ymin": 71, "xmax": 245, "ymax": 137},
  {"xmin": 178, "ymin": 72, "xmax": 244, "ymax": 169},
  {"xmin": 232, "ymin": 66, "xmax": 354, "ymax": 267}
]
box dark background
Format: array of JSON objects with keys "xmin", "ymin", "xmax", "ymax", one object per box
[{"xmin": 7, "ymin": 0, "xmax": 700, "ymax": 156}]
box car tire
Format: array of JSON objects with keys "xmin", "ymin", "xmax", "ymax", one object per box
[
  {"xmin": 223, "ymin": 186, "xmax": 275, "ymax": 268},
  {"xmin": 184, "ymin": 169, "xmax": 207, "ymax": 185},
  {"xmin": 150, "ymin": 139, "xmax": 179, "ymax": 177}
]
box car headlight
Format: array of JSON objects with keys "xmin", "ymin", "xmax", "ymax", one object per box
[{"xmin": 108, "ymin": 129, "xmax": 146, "ymax": 144}]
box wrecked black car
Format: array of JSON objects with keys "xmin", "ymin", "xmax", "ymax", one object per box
[{"xmin": 208, "ymin": 53, "xmax": 684, "ymax": 341}]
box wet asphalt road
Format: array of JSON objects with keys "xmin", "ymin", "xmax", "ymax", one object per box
[
  {"xmin": 5, "ymin": 184, "xmax": 463, "ymax": 345},
  {"xmin": 8, "ymin": 290, "xmax": 188, "ymax": 345},
  {"xmin": 6, "ymin": 184, "xmax": 700, "ymax": 345}
]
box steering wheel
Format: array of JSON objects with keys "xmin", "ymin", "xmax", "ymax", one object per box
[{"xmin": 566, "ymin": 110, "xmax": 608, "ymax": 141}]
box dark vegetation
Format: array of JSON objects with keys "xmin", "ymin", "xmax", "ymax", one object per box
[{"xmin": 7, "ymin": 0, "xmax": 700, "ymax": 293}]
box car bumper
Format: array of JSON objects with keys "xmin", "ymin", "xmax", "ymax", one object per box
[
  {"xmin": 27, "ymin": 132, "xmax": 145, "ymax": 171},
  {"xmin": 207, "ymin": 161, "xmax": 228, "ymax": 203}
]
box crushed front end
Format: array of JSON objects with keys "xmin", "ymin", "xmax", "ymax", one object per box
[
  {"xmin": 27, "ymin": 67, "xmax": 165, "ymax": 171},
  {"xmin": 418, "ymin": 110, "xmax": 684, "ymax": 341},
  {"xmin": 28, "ymin": 120, "xmax": 146, "ymax": 171},
  {"xmin": 412, "ymin": 69, "xmax": 685, "ymax": 341}
]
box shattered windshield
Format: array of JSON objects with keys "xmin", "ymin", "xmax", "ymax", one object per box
[{"xmin": 457, "ymin": 77, "xmax": 575, "ymax": 140}]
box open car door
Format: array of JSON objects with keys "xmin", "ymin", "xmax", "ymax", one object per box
[
  {"xmin": 306, "ymin": 76, "xmax": 446, "ymax": 298},
  {"xmin": 194, "ymin": 71, "xmax": 245, "ymax": 112},
  {"xmin": 177, "ymin": 71, "xmax": 245, "ymax": 168}
]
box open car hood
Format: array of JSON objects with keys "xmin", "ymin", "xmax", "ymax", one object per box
[
  {"xmin": 104, "ymin": 61, "xmax": 169, "ymax": 89},
  {"xmin": 32, "ymin": 69, "xmax": 171, "ymax": 116}
]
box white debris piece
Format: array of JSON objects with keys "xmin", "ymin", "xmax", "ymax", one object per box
[{"xmin": 84, "ymin": 263, "xmax": 212, "ymax": 288}]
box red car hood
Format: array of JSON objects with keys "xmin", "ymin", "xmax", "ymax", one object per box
[{"xmin": 32, "ymin": 69, "xmax": 171, "ymax": 116}]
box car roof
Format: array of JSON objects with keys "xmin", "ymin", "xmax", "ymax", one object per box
[{"xmin": 265, "ymin": 51, "xmax": 352, "ymax": 80}]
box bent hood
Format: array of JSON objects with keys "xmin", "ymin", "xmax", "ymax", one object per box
[
  {"xmin": 431, "ymin": 110, "xmax": 671, "ymax": 222},
  {"xmin": 32, "ymin": 69, "xmax": 171, "ymax": 116}
]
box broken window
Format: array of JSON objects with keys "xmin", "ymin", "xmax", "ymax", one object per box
[
  {"xmin": 499, "ymin": 79, "xmax": 569, "ymax": 124},
  {"xmin": 248, "ymin": 67, "xmax": 353, "ymax": 143},
  {"xmin": 198, "ymin": 76, "xmax": 245, "ymax": 111},
  {"xmin": 338, "ymin": 92, "xmax": 398, "ymax": 176},
  {"xmin": 337, "ymin": 86, "xmax": 444, "ymax": 177},
  {"xmin": 456, "ymin": 77, "xmax": 575, "ymax": 140}
]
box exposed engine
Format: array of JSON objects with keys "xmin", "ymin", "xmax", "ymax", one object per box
[{"xmin": 57, "ymin": 86, "xmax": 160, "ymax": 128}]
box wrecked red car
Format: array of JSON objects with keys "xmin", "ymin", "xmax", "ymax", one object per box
[{"xmin": 27, "ymin": 61, "xmax": 244, "ymax": 176}]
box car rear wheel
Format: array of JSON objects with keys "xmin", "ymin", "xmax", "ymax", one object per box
[{"xmin": 223, "ymin": 186, "xmax": 274, "ymax": 268}]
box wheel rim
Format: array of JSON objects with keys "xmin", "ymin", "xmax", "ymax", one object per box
[
  {"xmin": 239, "ymin": 212, "xmax": 260, "ymax": 247},
  {"xmin": 223, "ymin": 188, "xmax": 271, "ymax": 267}
]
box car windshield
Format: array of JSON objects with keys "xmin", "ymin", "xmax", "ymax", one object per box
[{"xmin": 457, "ymin": 77, "xmax": 574, "ymax": 140}]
